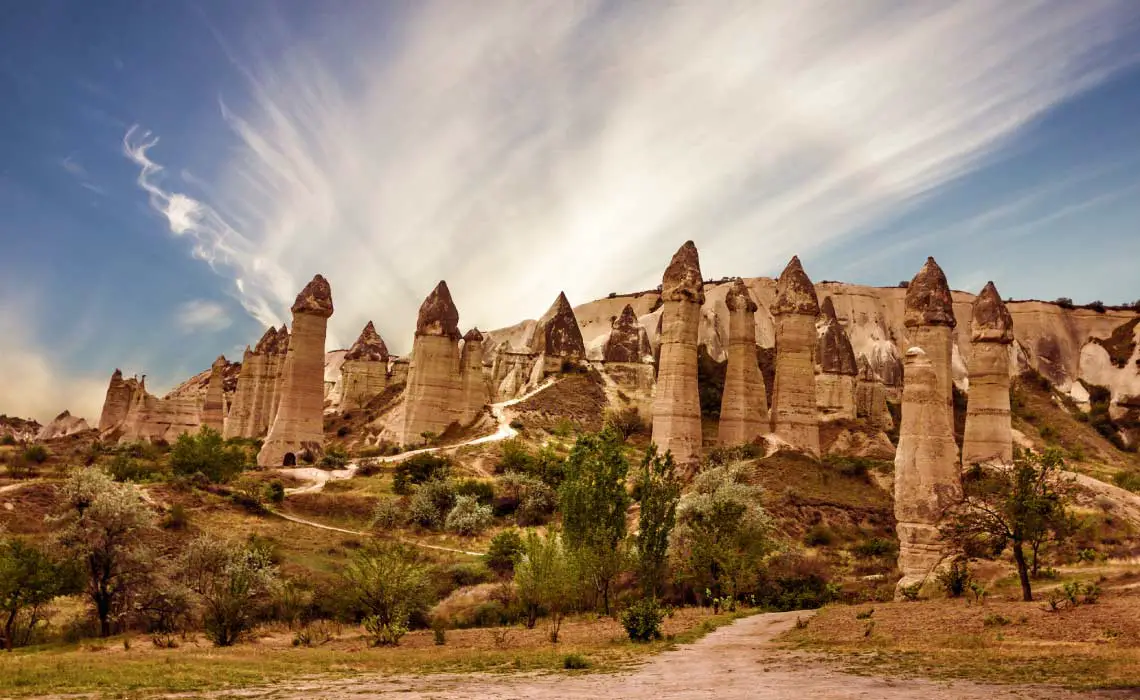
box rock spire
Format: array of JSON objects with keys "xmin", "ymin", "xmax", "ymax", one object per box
[
  {"xmin": 962, "ymin": 282, "xmax": 1014, "ymax": 466},
  {"xmin": 459, "ymin": 328, "xmax": 490, "ymax": 424},
  {"xmin": 718, "ymin": 280, "xmax": 767, "ymax": 445},
  {"xmin": 604, "ymin": 305, "xmax": 652, "ymax": 363},
  {"xmin": 816, "ymin": 296, "xmax": 858, "ymax": 421},
  {"xmin": 201, "ymin": 355, "xmax": 228, "ymax": 432},
  {"xmin": 416, "ymin": 281, "xmax": 461, "ymax": 339},
  {"xmin": 771, "ymin": 256, "xmax": 821, "ymax": 456},
  {"xmin": 534, "ymin": 291, "xmax": 586, "ymax": 362},
  {"xmin": 401, "ymin": 281, "xmax": 463, "ymax": 445},
  {"xmin": 341, "ymin": 321, "xmax": 391, "ymax": 409}
]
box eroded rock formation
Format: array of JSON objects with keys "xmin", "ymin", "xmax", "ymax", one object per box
[
  {"xmin": 119, "ymin": 376, "xmax": 202, "ymax": 442},
  {"xmin": 341, "ymin": 321, "xmax": 391, "ymax": 410},
  {"xmin": 98, "ymin": 369, "xmax": 136, "ymax": 433},
  {"xmin": 816, "ymin": 296, "xmax": 858, "ymax": 421},
  {"xmin": 459, "ymin": 328, "xmax": 490, "ymax": 424},
  {"xmin": 895, "ymin": 257, "xmax": 960, "ymax": 592},
  {"xmin": 651, "ymin": 241, "xmax": 704, "ymax": 469},
  {"xmin": 856, "ymin": 357, "xmax": 894, "ymax": 430},
  {"xmin": 35, "ymin": 410, "xmax": 91, "ymax": 440},
  {"xmin": 771, "ymin": 256, "xmax": 821, "ymax": 456},
  {"xmin": 533, "ymin": 292, "xmax": 586, "ymax": 372},
  {"xmin": 401, "ymin": 281, "xmax": 463, "ymax": 446},
  {"xmin": 718, "ymin": 279, "xmax": 767, "ymax": 445},
  {"xmin": 201, "ymin": 356, "xmax": 228, "ymax": 432},
  {"xmin": 258, "ymin": 275, "xmax": 333, "ymax": 467},
  {"xmin": 604, "ymin": 305, "xmax": 652, "ymax": 363},
  {"xmin": 962, "ymin": 282, "xmax": 1014, "ymax": 466}
]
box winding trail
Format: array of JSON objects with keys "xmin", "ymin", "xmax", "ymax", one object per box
[{"xmin": 201, "ymin": 611, "xmax": 1109, "ymax": 699}]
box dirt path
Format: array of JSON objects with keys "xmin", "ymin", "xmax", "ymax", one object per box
[
  {"xmin": 268, "ymin": 508, "xmax": 484, "ymax": 557},
  {"xmin": 205, "ymin": 611, "xmax": 1109, "ymax": 699}
]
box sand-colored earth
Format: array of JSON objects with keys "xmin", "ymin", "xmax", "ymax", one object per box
[{"xmin": 198, "ymin": 611, "xmax": 1118, "ymax": 699}]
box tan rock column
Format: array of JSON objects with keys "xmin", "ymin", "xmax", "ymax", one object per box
[
  {"xmin": 224, "ymin": 347, "xmax": 255, "ymax": 438},
  {"xmin": 895, "ymin": 256, "xmax": 959, "ymax": 592},
  {"xmin": 459, "ymin": 328, "xmax": 490, "ymax": 424},
  {"xmin": 266, "ymin": 325, "xmax": 290, "ymax": 430},
  {"xmin": 718, "ymin": 279, "xmax": 767, "ymax": 445},
  {"xmin": 856, "ymin": 357, "xmax": 893, "ymax": 430},
  {"xmin": 201, "ymin": 355, "xmax": 228, "ymax": 432},
  {"xmin": 771, "ymin": 256, "xmax": 821, "ymax": 457},
  {"xmin": 98, "ymin": 369, "xmax": 135, "ymax": 433},
  {"xmin": 401, "ymin": 281, "xmax": 462, "ymax": 446},
  {"xmin": 258, "ymin": 275, "xmax": 334, "ymax": 467},
  {"xmin": 651, "ymin": 241, "xmax": 705, "ymax": 470},
  {"xmin": 962, "ymin": 281, "xmax": 1014, "ymax": 466},
  {"xmin": 340, "ymin": 321, "xmax": 390, "ymax": 410},
  {"xmin": 816, "ymin": 297, "xmax": 858, "ymax": 421}
]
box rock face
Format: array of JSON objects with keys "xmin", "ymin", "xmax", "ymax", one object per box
[
  {"xmin": 201, "ymin": 356, "xmax": 228, "ymax": 432},
  {"xmin": 459, "ymin": 328, "xmax": 490, "ymax": 424},
  {"xmin": 771, "ymin": 256, "xmax": 821, "ymax": 456},
  {"xmin": 225, "ymin": 326, "xmax": 291, "ymax": 439},
  {"xmin": 962, "ymin": 282, "xmax": 1014, "ymax": 466},
  {"xmin": 98, "ymin": 369, "xmax": 136, "ymax": 433},
  {"xmin": 651, "ymin": 241, "xmax": 705, "ymax": 470},
  {"xmin": 118, "ymin": 377, "xmax": 202, "ymax": 442},
  {"xmin": 718, "ymin": 279, "xmax": 767, "ymax": 445},
  {"xmin": 341, "ymin": 321, "xmax": 391, "ymax": 409},
  {"xmin": 816, "ymin": 296, "xmax": 858, "ymax": 421},
  {"xmin": 856, "ymin": 357, "xmax": 894, "ymax": 430},
  {"xmin": 35, "ymin": 410, "xmax": 91, "ymax": 440},
  {"xmin": 604, "ymin": 305, "xmax": 652, "ymax": 363},
  {"xmin": 533, "ymin": 292, "xmax": 586, "ymax": 371},
  {"xmin": 258, "ymin": 275, "xmax": 333, "ymax": 467},
  {"xmin": 401, "ymin": 281, "xmax": 463, "ymax": 446},
  {"xmin": 895, "ymin": 257, "xmax": 959, "ymax": 592}
]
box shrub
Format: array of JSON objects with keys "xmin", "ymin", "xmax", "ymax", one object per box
[
  {"xmin": 23, "ymin": 445, "xmax": 49, "ymax": 464},
  {"xmin": 621, "ymin": 598, "xmax": 665, "ymax": 642},
  {"xmin": 486, "ymin": 530, "xmax": 525, "ymax": 576},
  {"xmin": 320, "ymin": 445, "xmax": 349, "ymax": 469},
  {"xmin": 341, "ymin": 542, "xmax": 429, "ymax": 646},
  {"xmin": 371, "ymin": 498, "xmax": 407, "ymax": 530},
  {"xmin": 496, "ymin": 439, "xmax": 533, "ymax": 474},
  {"xmin": 1055, "ymin": 297, "xmax": 1074, "ymax": 309},
  {"xmin": 496, "ymin": 472, "xmax": 557, "ymax": 525},
  {"xmin": 393, "ymin": 454, "xmax": 450, "ymax": 495},
  {"xmin": 0, "ymin": 434, "xmax": 15, "ymax": 446},
  {"xmin": 935, "ymin": 558, "xmax": 971, "ymax": 598},
  {"xmin": 563, "ymin": 653, "xmax": 591, "ymax": 670},
  {"xmin": 509, "ymin": 419, "xmax": 524, "ymax": 431},
  {"xmin": 603, "ymin": 407, "xmax": 647, "ymax": 440},
  {"xmin": 803, "ymin": 524, "xmax": 835, "ymax": 547},
  {"xmin": 107, "ymin": 454, "xmax": 164, "ymax": 482},
  {"xmin": 850, "ymin": 537, "xmax": 897, "ymax": 559},
  {"xmin": 445, "ymin": 496, "xmax": 493, "ymax": 536},
  {"xmin": 454, "ymin": 478, "xmax": 495, "ymax": 505},
  {"xmin": 1112, "ymin": 471, "xmax": 1140, "ymax": 494},
  {"xmin": 162, "ymin": 504, "xmax": 189, "ymax": 530},
  {"xmin": 184, "ymin": 537, "xmax": 280, "ymax": 647},
  {"xmin": 170, "ymin": 428, "xmax": 245, "ymax": 483},
  {"xmin": 265, "ymin": 481, "xmax": 286, "ymax": 504},
  {"xmin": 408, "ymin": 479, "xmax": 455, "ymax": 529},
  {"xmin": 755, "ymin": 555, "xmax": 838, "ymax": 611},
  {"xmin": 983, "ymin": 613, "xmax": 1011, "ymax": 627},
  {"xmin": 336, "ymin": 426, "xmax": 350, "ymax": 438}
]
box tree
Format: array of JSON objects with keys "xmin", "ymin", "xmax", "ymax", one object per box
[
  {"xmin": 53, "ymin": 468, "xmax": 156, "ymax": 637},
  {"xmin": 485, "ymin": 529, "xmax": 525, "ymax": 577},
  {"xmin": 341, "ymin": 542, "xmax": 429, "ymax": 646},
  {"xmin": 670, "ymin": 463, "xmax": 774, "ymax": 604},
  {"xmin": 0, "ymin": 539, "xmax": 73, "ymax": 650},
  {"xmin": 941, "ymin": 449, "xmax": 1074, "ymax": 602},
  {"xmin": 183, "ymin": 536, "xmax": 280, "ymax": 646},
  {"xmin": 635, "ymin": 445, "xmax": 681, "ymax": 597},
  {"xmin": 170, "ymin": 427, "xmax": 245, "ymax": 483},
  {"xmin": 559, "ymin": 427, "xmax": 631, "ymax": 614},
  {"xmin": 513, "ymin": 529, "xmax": 578, "ymax": 641}
]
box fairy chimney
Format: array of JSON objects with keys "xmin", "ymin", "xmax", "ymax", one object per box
[
  {"xmin": 201, "ymin": 355, "xmax": 228, "ymax": 432},
  {"xmin": 815, "ymin": 296, "xmax": 858, "ymax": 421},
  {"xmin": 962, "ymin": 282, "xmax": 1014, "ymax": 466},
  {"xmin": 718, "ymin": 279, "xmax": 767, "ymax": 445},
  {"xmin": 604, "ymin": 304, "xmax": 652, "ymax": 363},
  {"xmin": 401, "ymin": 281, "xmax": 463, "ymax": 446},
  {"xmin": 650, "ymin": 241, "xmax": 705, "ymax": 470},
  {"xmin": 258, "ymin": 275, "xmax": 333, "ymax": 467},
  {"xmin": 459, "ymin": 328, "xmax": 490, "ymax": 424},
  {"xmin": 533, "ymin": 292, "xmax": 586, "ymax": 372},
  {"xmin": 98, "ymin": 369, "xmax": 136, "ymax": 433},
  {"xmin": 340, "ymin": 321, "xmax": 391, "ymax": 409},
  {"xmin": 770, "ymin": 256, "xmax": 821, "ymax": 457}
]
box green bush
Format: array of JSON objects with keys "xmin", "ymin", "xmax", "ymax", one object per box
[
  {"xmin": 393, "ymin": 454, "xmax": 450, "ymax": 495},
  {"xmin": 0, "ymin": 434, "xmax": 16, "ymax": 446},
  {"xmin": 563, "ymin": 653, "xmax": 591, "ymax": 669},
  {"xmin": 755, "ymin": 556, "xmax": 838, "ymax": 611},
  {"xmin": 170, "ymin": 428, "xmax": 245, "ymax": 483},
  {"xmin": 107, "ymin": 454, "xmax": 165, "ymax": 483},
  {"xmin": 445, "ymin": 496, "xmax": 493, "ymax": 536},
  {"xmin": 1112, "ymin": 471, "xmax": 1140, "ymax": 494},
  {"xmin": 265, "ymin": 481, "xmax": 286, "ymax": 504},
  {"xmin": 935, "ymin": 558, "xmax": 971, "ymax": 598},
  {"xmin": 803, "ymin": 524, "xmax": 836, "ymax": 547},
  {"xmin": 486, "ymin": 530, "xmax": 525, "ymax": 576},
  {"xmin": 371, "ymin": 498, "xmax": 407, "ymax": 529},
  {"xmin": 408, "ymin": 479, "xmax": 455, "ymax": 528},
  {"xmin": 850, "ymin": 537, "xmax": 897, "ymax": 559},
  {"xmin": 320, "ymin": 445, "xmax": 349, "ymax": 469},
  {"xmin": 22, "ymin": 444, "xmax": 49, "ymax": 464},
  {"xmin": 454, "ymin": 478, "xmax": 495, "ymax": 505},
  {"xmin": 620, "ymin": 598, "xmax": 665, "ymax": 642}
]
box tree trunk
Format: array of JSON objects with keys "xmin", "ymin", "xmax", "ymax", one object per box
[
  {"xmin": 4, "ymin": 610, "xmax": 15, "ymax": 651},
  {"xmin": 97, "ymin": 595, "xmax": 112, "ymax": 637},
  {"xmin": 1012, "ymin": 541, "xmax": 1033, "ymax": 602}
]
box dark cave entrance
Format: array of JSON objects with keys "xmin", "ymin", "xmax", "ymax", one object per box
[{"xmin": 283, "ymin": 452, "xmax": 297, "ymax": 467}]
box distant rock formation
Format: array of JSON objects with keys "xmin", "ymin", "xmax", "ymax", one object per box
[
  {"xmin": 0, "ymin": 415, "xmax": 42, "ymax": 442},
  {"xmin": 816, "ymin": 296, "xmax": 858, "ymax": 421},
  {"xmin": 895, "ymin": 257, "xmax": 960, "ymax": 592},
  {"xmin": 771, "ymin": 256, "xmax": 821, "ymax": 457},
  {"xmin": 98, "ymin": 369, "xmax": 135, "ymax": 433},
  {"xmin": 603, "ymin": 305, "xmax": 652, "ymax": 363},
  {"xmin": 600, "ymin": 304, "xmax": 656, "ymax": 418},
  {"xmin": 718, "ymin": 279, "xmax": 767, "ymax": 446},
  {"xmin": 962, "ymin": 281, "xmax": 1014, "ymax": 466},
  {"xmin": 340, "ymin": 321, "xmax": 391, "ymax": 410},
  {"xmin": 459, "ymin": 328, "xmax": 490, "ymax": 424},
  {"xmin": 401, "ymin": 281, "xmax": 463, "ymax": 446},
  {"xmin": 118, "ymin": 376, "xmax": 202, "ymax": 442},
  {"xmin": 258, "ymin": 275, "xmax": 333, "ymax": 467},
  {"xmin": 855, "ymin": 357, "xmax": 894, "ymax": 430},
  {"xmin": 35, "ymin": 410, "xmax": 90, "ymax": 440},
  {"xmin": 225, "ymin": 327, "xmax": 290, "ymax": 439},
  {"xmin": 651, "ymin": 241, "xmax": 705, "ymax": 470},
  {"xmin": 201, "ymin": 356, "xmax": 228, "ymax": 432},
  {"xmin": 532, "ymin": 292, "xmax": 586, "ymax": 373}
]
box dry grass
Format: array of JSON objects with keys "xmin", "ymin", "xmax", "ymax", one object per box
[
  {"xmin": 779, "ymin": 584, "xmax": 1140, "ymax": 689},
  {"xmin": 511, "ymin": 373, "xmax": 607, "ymax": 434}
]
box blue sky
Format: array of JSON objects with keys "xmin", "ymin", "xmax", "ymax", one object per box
[{"xmin": 2, "ymin": 0, "xmax": 1139, "ymax": 422}]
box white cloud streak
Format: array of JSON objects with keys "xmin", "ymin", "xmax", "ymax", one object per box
[
  {"xmin": 125, "ymin": 0, "xmax": 1137, "ymax": 353},
  {"xmin": 175, "ymin": 299, "xmax": 233, "ymax": 333}
]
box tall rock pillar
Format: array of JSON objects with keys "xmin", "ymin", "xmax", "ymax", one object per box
[
  {"xmin": 459, "ymin": 328, "xmax": 490, "ymax": 424},
  {"xmin": 816, "ymin": 297, "xmax": 858, "ymax": 421},
  {"xmin": 98, "ymin": 369, "xmax": 136, "ymax": 433},
  {"xmin": 257, "ymin": 275, "xmax": 334, "ymax": 467},
  {"xmin": 201, "ymin": 355, "xmax": 228, "ymax": 432},
  {"xmin": 401, "ymin": 281, "xmax": 462, "ymax": 446},
  {"xmin": 341, "ymin": 321, "xmax": 390, "ymax": 409},
  {"xmin": 895, "ymin": 256, "xmax": 959, "ymax": 591},
  {"xmin": 718, "ymin": 279, "xmax": 767, "ymax": 446},
  {"xmin": 651, "ymin": 241, "xmax": 705, "ymax": 470},
  {"xmin": 770, "ymin": 256, "xmax": 821, "ymax": 457},
  {"xmin": 962, "ymin": 282, "xmax": 1014, "ymax": 466}
]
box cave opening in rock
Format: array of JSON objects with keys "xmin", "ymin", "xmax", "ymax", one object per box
[{"xmin": 283, "ymin": 452, "xmax": 296, "ymax": 466}]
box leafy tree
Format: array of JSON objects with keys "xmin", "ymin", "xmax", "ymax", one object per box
[
  {"xmin": 341, "ymin": 542, "xmax": 429, "ymax": 646},
  {"xmin": 513, "ymin": 529, "xmax": 578, "ymax": 641},
  {"xmin": 485, "ymin": 529, "xmax": 525, "ymax": 577},
  {"xmin": 444, "ymin": 495, "xmax": 493, "ymax": 536},
  {"xmin": 495, "ymin": 471, "xmax": 556, "ymax": 525},
  {"xmin": 53, "ymin": 468, "xmax": 156, "ymax": 637},
  {"xmin": 183, "ymin": 536, "xmax": 280, "ymax": 646},
  {"xmin": 393, "ymin": 454, "xmax": 450, "ymax": 495},
  {"xmin": 408, "ymin": 478, "xmax": 455, "ymax": 528},
  {"xmin": 559, "ymin": 428, "xmax": 631, "ymax": 614},
  {"xmin": 635, "ymin": 445, "xmax": 681, "ymax": 597},
  {"xmin": 941, "ymin": 449, "xmax": 1074, "ymax": 602},
  {"xmin": 320, "ymin": 444, "xmax": 349, "ymax": 468},
  {"xmin": 0, "ymin": 539, "xmax": 73, "ymax": 650},
  {"xmin": 170, "ymin": 427, "xmax": 245, "ymax": 483},
  {"xmin": 670, "ymin": 463, "xmax": 773, "ymax": 604}
]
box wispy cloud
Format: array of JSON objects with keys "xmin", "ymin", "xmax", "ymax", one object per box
[
  {"xmin": 125, "ymin": 1, "xmax": 1138, "ymax": 352},
  {"xmin": 175, "ymin": 299, "xmax": 233, "ymax": 333}
]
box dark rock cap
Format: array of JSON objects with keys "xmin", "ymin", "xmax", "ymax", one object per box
[
  {"xmin": 254, "ymin": 327, "xmax": 278, "ymax": 353},
  {"xmin": 604, "ymin": 304, "xmax": 650, "ymax": 363},
  {"xmin": 536, "ymin": 291, "xmax": 586, "ymax": 358},
  {"xmin": 772, "ymin": 256, "xmax": 820, "ymax": 316},
  {"xmin": 971, "ymin": 281, "xmax": 1013, "ymax": 343},
  {"xmin": 820, "ymin": 296, "xmax": 837, "ymax": 321},
  {"xmin": 904, "ymin": 257, "xmax": 956, "ymax": 328},
  {"xmin": 345, "ymin": 321, "xmax": 390, "ymax": 362},
  {"xmin": 463, "ymin": 327, "xmax": 484, "ymax": 343},
  {"xmin": 662, "ymin": 241, "xmax": 705, "ymax": 304},
  {"xmin": 291, "ymin": 274, "xmax": 334, "ymax": 317},
  {"xmin": 818, "ymin": 312, "xmax": 857, "ymax": 376},
  {"xmin": 416, "ymin": 281, "xmax": 461, "ymax": 339},
  {"xmin": 725, "ymin": 279, "xmax": 758, "ymax": 313}
]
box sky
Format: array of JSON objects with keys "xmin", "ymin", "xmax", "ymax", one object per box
[{"xmin": 2, "ymin": 0, "xmax": 1140, "ymax": 424}]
